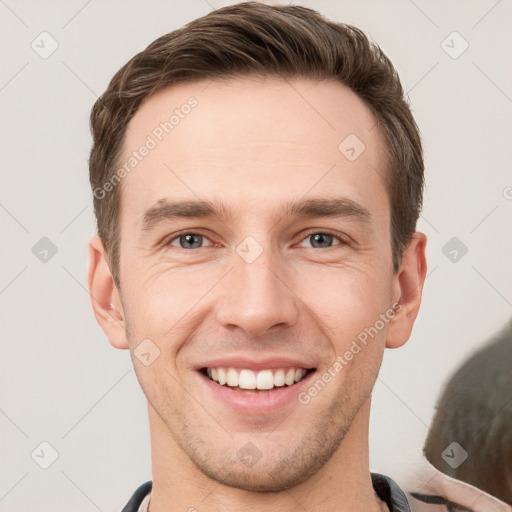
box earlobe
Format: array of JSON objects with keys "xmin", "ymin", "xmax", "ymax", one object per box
[
  {"xmin": 386, "ymin": 232, "xmax": 427, "ymax": 349},
  {"xmin": 87, "ymin": 235, "xmax": 129, "ymax": 350}
]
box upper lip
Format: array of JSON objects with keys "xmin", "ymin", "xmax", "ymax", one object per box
[{"xmin": 196, "ymin": 357, "xmax": 317, "ymax": 371}]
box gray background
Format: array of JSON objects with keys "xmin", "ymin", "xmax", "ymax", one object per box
[{"xmin": 1, "ymin": 0, "xmax": 511, "ymax": 510}]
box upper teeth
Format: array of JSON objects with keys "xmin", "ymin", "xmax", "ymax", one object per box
[{"xmin": 206, "ymin": 367, "xmax": 308, "ymax": 390}]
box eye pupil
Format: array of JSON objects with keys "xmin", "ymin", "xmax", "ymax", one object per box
[
  {"xmin": 310, "ymin": 233, "xmax": 333, "ymax": 248},
  {"xmin": 180, "ymin": 234, "xmax": 202, "ymax": 249}
]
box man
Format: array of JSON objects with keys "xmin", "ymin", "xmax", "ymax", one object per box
[{"xmin": 87, "ymin": 2, "xmax": 427, "ymax": 511}]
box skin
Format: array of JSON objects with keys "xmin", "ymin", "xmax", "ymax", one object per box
[{"xmin": 88, "ymin": 76, "xmax": 427, "ymax": 511}]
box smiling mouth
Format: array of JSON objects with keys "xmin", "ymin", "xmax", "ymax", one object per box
[{"xmin": 199, "ymin": 366, "xmax": 316, "ymax": 393}]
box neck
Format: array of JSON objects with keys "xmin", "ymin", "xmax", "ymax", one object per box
[{"xmin": 147, "ymin": 398, "xmax": 388, "ymax": 512}]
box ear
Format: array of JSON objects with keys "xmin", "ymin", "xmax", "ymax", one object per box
[
  {"xmin": 386, "ymin": 232, "xmax": 427, "ymax": 349},
  {"xmin": 87, "ymin": 234, "xmax": 129, "ymax": 349}
]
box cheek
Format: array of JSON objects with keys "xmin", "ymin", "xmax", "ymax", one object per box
[
  {"xmin": 123, "ymin": 245, "xmax": 392, "ymax": 356},
  {"xmin": 122, "ymin": 265, "xmax": 222, "ymax": 366},
  {"xmin": 292, "ymin": 261, "xmax": 390, "ymax": 339}
]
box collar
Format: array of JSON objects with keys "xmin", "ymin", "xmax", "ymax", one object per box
[{"xmin": 122, "ymin": 473, "xmax": 411, "ymax": 512}]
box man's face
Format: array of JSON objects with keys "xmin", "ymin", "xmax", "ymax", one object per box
[{"xmin": 111, "ymin": 77, "xmax": 400, "ymax": 491}]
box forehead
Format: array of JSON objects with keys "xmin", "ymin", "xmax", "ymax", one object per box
[{"xmin": 118, "ymin": 76, "xmax": 388, "ymax": 226}]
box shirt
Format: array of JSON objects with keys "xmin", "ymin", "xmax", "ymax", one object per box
[{"xmin": 121, "ymin": 473, "xmax": 412, "ymax": 511}]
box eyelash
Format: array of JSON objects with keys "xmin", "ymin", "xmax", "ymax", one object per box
[{"xmin": 162, "ymin": 229, "xmax": 348, "ymax": 251}]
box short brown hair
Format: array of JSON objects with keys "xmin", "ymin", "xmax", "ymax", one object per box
[{"xmin": 89, "ymin": 1, "xmax": 424, "ymax": 290}]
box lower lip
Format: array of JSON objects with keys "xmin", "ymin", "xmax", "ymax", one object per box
[{"xmin": 197, "ymin": 370, "xmax": 316, "ymax": 415}]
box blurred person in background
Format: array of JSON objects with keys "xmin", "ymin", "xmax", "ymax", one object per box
[{"xmin": 407, "ymin": 320, "xmax": 512, "ymax": 512}]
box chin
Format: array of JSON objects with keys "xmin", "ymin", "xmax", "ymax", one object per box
[{"xmin": 197, "ymin": 462, "xmax": 315, "ymax": 492}]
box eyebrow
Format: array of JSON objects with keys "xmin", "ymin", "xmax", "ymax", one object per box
[{"xmin": 138, "ymin": 196, "xmax": 371, "ymax": 233}]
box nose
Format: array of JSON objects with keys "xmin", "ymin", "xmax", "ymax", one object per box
[{"xmin": 215, "ymin": 243, "xmax": 300, "ymax": 338}]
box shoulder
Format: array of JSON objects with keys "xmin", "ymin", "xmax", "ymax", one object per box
[
  {"xmin": 121, "ymin": 480, "xmax": 152, "ymax": 512},
  {"xmin": 371, "ymin": 472, "xmax": 412, "ymax": 512}
]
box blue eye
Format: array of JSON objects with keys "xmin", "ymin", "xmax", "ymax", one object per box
[
  {"xmin": 163, "ymin": 229, "xmax": 346, "ymax": 251},
  {"xmin": 167, "ymin": 233, "xmax": 214, "ymax": 250},
  {"xmin": 299, "ymin": 231, "xmax": 344, "ymax": 249}
]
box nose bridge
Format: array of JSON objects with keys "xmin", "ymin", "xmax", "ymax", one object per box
[{"xmin": 215, "ymin": 236, "xmax": 299, "ymax": 337}]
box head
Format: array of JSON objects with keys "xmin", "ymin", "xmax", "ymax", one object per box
[
  {"xmin": 88, "ymin": 2, "xmax": 427, "ymax": 492},
  {"xmin": 424, "ymin": 320, "xmax": 512, "ymax": 505}
]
